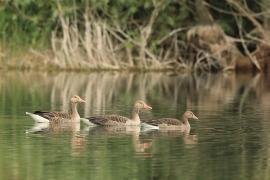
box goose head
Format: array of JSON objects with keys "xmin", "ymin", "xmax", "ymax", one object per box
[
  {"xmin": 183, "ymin": 111, "xmax": 198, "ymax": 120},
  {"xmin": 134, "ymin": 100, "xmax": 152, "ymax": 110},
  {"xmin": 71, "ymin": 95, "xmax": 86, "ymax": 104}
]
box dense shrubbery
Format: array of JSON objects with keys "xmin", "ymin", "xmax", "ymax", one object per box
[
  {"xmin": 0, "ymin": 1, "xmax": 195, "ymax": 47},
  {"xmin": 0, "ymin": 1, "xmax": 57, "ymax": 46}
]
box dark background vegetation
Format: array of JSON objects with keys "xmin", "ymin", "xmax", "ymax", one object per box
[
  {"xmin": 0, "ymin": 0, "xmax": 260, "ymax": 47},
  {"xmin": 0, "ymin": 0, "xmax": 269, "ymax": 70}
]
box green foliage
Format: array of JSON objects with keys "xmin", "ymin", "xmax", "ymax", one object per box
[
  {"xmin": 0, "ymin": 0, "xmax": 264, "ymax": 51},
  {"xmin": 0, "ymin": 0, "xmax": 196, "ymax": 50},
  {"xmin": 0, "ymin": 0, "xmax": 83, "ymax": 48},
  {"xmin": 0, "ymin": 1, "xmax": 53, "ymax": 47}
]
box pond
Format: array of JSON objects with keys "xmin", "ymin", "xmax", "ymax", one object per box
[{"xmin": 0, "ymin": 71, "xmax": 270, "ymax": 180}]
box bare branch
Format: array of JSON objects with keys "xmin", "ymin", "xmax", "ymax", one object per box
[
  {"xmin": 227, "ymin": 0, "xmax": 266, "ymax": 38},
  {"xmin": 157, "ymin": 27, "xmax": 189, "ymax": 45},
  {"xmin": 234, "ymin": 15, "xmax": 261, "ymax": 71}
]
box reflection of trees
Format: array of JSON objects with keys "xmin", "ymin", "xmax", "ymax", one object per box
[
  {"xmin": 1, "ymin": 71, "xmax": 269, "ymax": 121},
  {"xmin": 46, "ymin": 72, "xmax": 239, "ymax": 118}
]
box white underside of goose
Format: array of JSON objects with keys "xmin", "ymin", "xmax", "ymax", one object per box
[
  {"xmin": 25, "ymin": 112, "xmax": 50, "ymax": 123},
  {"xmin": 80, "ymin": 118, "xmax": 97, "ymax": 126},
  {"xmin": 141, "ymin": 123, "xmax": 159, "ymax": 130}
]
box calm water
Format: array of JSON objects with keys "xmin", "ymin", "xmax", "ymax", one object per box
[{"xmin": 1, "ymin": 71, "xmax": 270, "ymax": 180}]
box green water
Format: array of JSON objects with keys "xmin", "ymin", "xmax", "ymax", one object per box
[{"xmin": 1, "ymin": 71, "xmax": 270, "ymax": 180}]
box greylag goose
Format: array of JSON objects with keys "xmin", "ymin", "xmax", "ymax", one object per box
[
  {"xmin": 142, "ymin": 111, "xmax": 198, "ymax": 132},
  {"xmin": 26, "ymin": 95, "xmax": 85, "ymax": 123},
  {"xmin": 81, "ymin": 100, "xmax": 152, "ymax": 126}
]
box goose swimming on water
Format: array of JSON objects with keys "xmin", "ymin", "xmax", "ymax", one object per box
[
  {"xmin": 81, "ymin": 100, "xmax": 152, "ymax": 126},
  {"xmin": 26, "ymin": 95, "xmax": 85, "ymax": 123},
  {"xmin": 142, "ymin": 111, "xmax": 198, "ymax": 133}
]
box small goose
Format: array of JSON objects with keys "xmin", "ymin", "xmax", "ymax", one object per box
[
  {"xmin": 142, "ymin": 111, "xmax": 198, "ymax": 132},
  {"xmin": 26, "ymin": 95, "xmax": 85, "ymax": 123},
  {"xmin": 81, "ymin": 100, "xmax": 152, "ymax": 126}
]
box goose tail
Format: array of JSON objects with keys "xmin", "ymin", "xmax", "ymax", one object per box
[{"xmin": 25, "ymin": 112, "xmax": 50, "ymax": 123}]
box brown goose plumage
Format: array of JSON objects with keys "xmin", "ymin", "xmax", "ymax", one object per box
[
  {"xmin": 143, "ymin": 111, "xmax": 198, "ymax": 132},
  {"xmin": 84, "ymin": 100, "xmax": 152, "ymax": 126},
  {"xmin": 87, "ymin": 115, "xmax": 129, "ymax": 126},
  {"xmin": 146, "ymin": 118, "xmax": 182, "ymax": 126},
  {"xmin": 26, "ymin": 95, "xmax": 85, "ymax": 123},
  {"xmin": 32, "ymin": 111, "xmax": 70, "ymax": 122}
]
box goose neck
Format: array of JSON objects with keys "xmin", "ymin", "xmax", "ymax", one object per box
[
  {"xmin": 182, "ymin": 116, "xmax": 190, "ymax": 126},
  {"xmin": 132, "ymin": 107, "xmax": 140, "ymax": 122},
  {"xmin": 71, "ymin": 102, "xmax": 80, "ymax": 122}
]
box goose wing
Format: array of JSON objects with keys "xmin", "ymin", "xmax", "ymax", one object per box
[
  {"xmin": 33, "ymin": 111, "xmax": 70, "ymax": 121},
  {"xmin": 87, "ymin": 115, "xmax": 129, "ymax": 126},
  {"xmin": 147, "ymin": 118, "xmax": 182, "ymax": 126}
]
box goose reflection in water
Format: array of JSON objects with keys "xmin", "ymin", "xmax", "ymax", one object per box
[
  {"xmin": 142, "ymin": 127, "xmax": 198, "ymax": 146},
  {"xmin": 85, "ymin": 126, "xmax": 152, "ymax": 155},
  {"xmin": 26, "ymin": 121, "xmax": 80, "ymax": 134},
  {"xmin": 26, "ymin": 121, "xmax": 87, "ymax": 157}
]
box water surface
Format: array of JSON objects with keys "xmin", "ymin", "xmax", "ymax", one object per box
[{"xmin": 0, "ymin": 71, "xmax": 270, "ymax": 180}]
